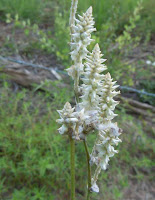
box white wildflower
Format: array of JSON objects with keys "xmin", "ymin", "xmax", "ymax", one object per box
[
  {"xmin": 56, "ymin": 102, "xmax": 77, "ymax": 136},
  {"xmin": 98, "ymin": 73, "xmax": 120, "ymax": 123},
  {"xmin": 70, "ymin": 6, "xmax": 96, "ymax": 62},
  {"xmin": 90, "ymin": 122, "xmax": 122, "ymax": 188},
  {"xmin": 67, "ymin": 6, "xmax": 96, "ymax": 79},
  {"xmin": 57, "ymin": 102, "xmax": 90, "ymax": 140},
  {"xmin": 89, "ymin": 73, "xmax": 121, "ymax": 191},
  {"xmin": 146, "ymin": 60, "xmax": 151, "ymax": 65},
  {"xmin": 57, "ymin": 0, "xmax": 122, "ymax": 196},
  {"xmin": 90, "ymin": 166, "xmax": 101, "ymax": 193},
  {"xmin": 91, "ymin": 180, "xmax": 99, "ymax": 193},
  {"xmin": 58, "ymin": 124, "xmax": 68, "ymax": 135},
  {"xmin": 80, "ymin": 44, "xmax": 107, "ymax": 111}
]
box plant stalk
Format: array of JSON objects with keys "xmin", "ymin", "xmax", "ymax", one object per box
[
  {"xmin": 70, "ymin": 0, "xmax": 78, "ymax": 36},
  {"xmin": 70, "ymin": 0, "xmax": 80, "ymax": 104},
  {"xmin": 83, "ymin": 139, "xmax": 91, "ymax": 200},
  {"xmin": 70, "ymin": 136, "xmax": 75, "ymax": 200}
]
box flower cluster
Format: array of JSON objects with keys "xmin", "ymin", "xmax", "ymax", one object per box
[
  {"xmin": 89, "ymin": 73, "xmax": 121, "ymax": 192},
  {"xmin": 67, "ymin": 6, "xmax": 96, "ymax": 79},
  {"xmin": 98, "ymin": 73, "xmax": 120, "ymax": 123},
  {"xmin": 57, "ymin": 0, "xmax": 122, "ymax": 195},
  {"xmin": 57, "ymin": 102, "xmax": 77, "ymax": 135},
  {"xmin": 90, "ymin": 122, "xmax": 122, "ymax": 192},
  {"xmin": 80, "ymin": 44, "xmax": 107, "ymax": 111},
  {"xmin": 57, "ymin": 102, "xmax": 89, "ymax": 140}
]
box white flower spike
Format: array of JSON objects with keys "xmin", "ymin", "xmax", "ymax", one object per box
[
  {"xmin": 67, "ymin": 6, "xmax": 96, "ymax": 80},
  {"xmin": 80, "ymin": 44, "xmax": 107, "ymax": 111},
  {"xmin": 57, "ymin": 0, "xmax": 122, "ymax": 196}
]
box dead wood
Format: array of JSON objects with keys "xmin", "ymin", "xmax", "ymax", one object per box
[
  {"xmin": 117, "ymin": 96, "xmax": 155, "ymax": 119},
  {"xmin": 0, "ymin": 56, "xmax": 62, "ymax": 87},
  {"xmin": 119, "ymin": 96, "xmax": 155, "ymax": 113}
]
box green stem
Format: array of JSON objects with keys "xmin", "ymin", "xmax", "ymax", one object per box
[
  {"xmin": 83, "ymin": 139, "xmax": 91, "ymax": 200},
  {"xmin": 70, "ymin": 136, "xmax": 75, "ymax": 200}
]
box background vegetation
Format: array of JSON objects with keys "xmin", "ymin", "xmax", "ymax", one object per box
[{"xmin": 0, "ymin": 0, "xmax": 154, "ymax": 199}]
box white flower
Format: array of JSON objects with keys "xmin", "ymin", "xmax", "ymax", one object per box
[
  {"xmin": 91, "ymin": 181, "xmax": 99, "ymax": 193},
  {"xmin": 57, "ymin": 102, "xmax": 92, "ymax": 140},
  {"xmin": 57, "ymin": 0, "xmax": 122, "ymax": 195},
  {"xmin": 66, "ymin": 65, "xmax": 77, "ymax": 79},
  {"xmin": 57, "ymin": 102, "xmax": 78, "ymax": 137},
  {"xmin": 91, "ymin": 122, "xmax": 122, "ymax": 165},
  {"xmin": 67, "ymin": 6, "xmax": 96, "ymax": 79},
  {"xmin": 90, "ymin": 166, "xmax": 101, "ymax": 193},
  {"xmin": 90, "ymin": 122, "xmax": 122, "ymax": 189},
  {"xmin": 146, "ymin": 60, "xmax": 151, "ymax": 65},
  {"xmin": 73, "ymin": 108, "xmax": 91, "ymax": 139},
  {"xmin": 57, "ymin": 102, "xmax": 75, "ymax": 119},
  {"xmin": 80, "ymin": 44, "xmax": 107, "ymax": 111},
  {"xmin": 70, "ymin": 6, "xmax": 96, "ymax": 62},
  {"xmin": 58, "ymin": 124, "xmax": 68, "ymax": 135},
  {"xmin": 98, "ymin": 73, "xmax": 120, "ymax": 123}
]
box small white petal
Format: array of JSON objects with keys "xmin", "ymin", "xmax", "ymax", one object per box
[
  {"xmin": 58, "ymin": 124, "xmax": 68, "ymax": 135},
  {"xmin": 146, "ymin": 60, "xmax": 151, "ymax": 65},
  {"xmin": 91, "ymin": 182, "xmax": 99, "ymax": 193}
]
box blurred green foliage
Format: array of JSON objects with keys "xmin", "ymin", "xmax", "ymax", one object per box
[
  {"xmin": 0, "ymin": 0, "xmax": 43, "ymax": 22},
  {"xmin": 0, "ymin": 0, "xmax": 154, "ymax": 32}
]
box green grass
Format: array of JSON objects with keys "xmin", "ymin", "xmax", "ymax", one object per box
[
  {"xmin": 0, "ymin": 0, "xmax": 154, "ymax": 32},
  {"xmin": 0, "ymin": 0, "xmax": 44, "ymax": 22},
  {"xmin": 78, "ymin": 0, "xmax": 137, "ymax": 28},
  {"xmin": 0, "ymin": 81, "xmax": 73, "ymax": 199}
]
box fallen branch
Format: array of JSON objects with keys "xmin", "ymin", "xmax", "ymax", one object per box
[
  {"xmin": 120, "ymin": 97, "xmax": 155, "ymax": 113},
  {"xmin": 0, "ymin": 56, "xmax": 62, "ymax": 81},
  {"xmin": 117, "ymin": 96, "xmax": 155, "ymax": 118}
]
